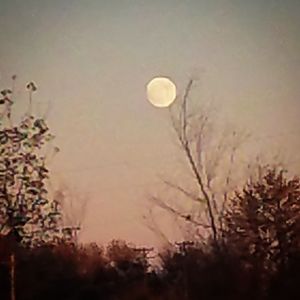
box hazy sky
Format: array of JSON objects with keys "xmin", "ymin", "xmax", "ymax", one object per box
[{"xmin": 0, "ymin": 0, "xmax": 300, "ymax": 247}]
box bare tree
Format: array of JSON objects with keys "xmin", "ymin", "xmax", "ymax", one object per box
[{"xmin": 148, "ymin": 79, "xmax": 250, "ymax": 245}]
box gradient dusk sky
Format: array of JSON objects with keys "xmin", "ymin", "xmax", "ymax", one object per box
[{"xmin": 0, "ymin": 0, "xmax": 299, "ymax": 247}]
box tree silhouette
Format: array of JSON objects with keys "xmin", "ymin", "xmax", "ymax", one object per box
[
  {"xmin": 106, "ymin": 240, "xmax": 151, "ymax": 276},
  {"xmin": 224, "ymin": 168, "xmax": 300, "ymax": 289},
  {"xmin": 148, "ymin": 79, "xmax": 249, "ymax": 247},
  {"xmin": 0, "ymin": 76, "xmax": 76, "ymax": 247}
]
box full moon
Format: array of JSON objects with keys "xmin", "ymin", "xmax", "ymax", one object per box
[{"xmin": 146, "ymin": 77, "xmax": 177, "ymax": 108}]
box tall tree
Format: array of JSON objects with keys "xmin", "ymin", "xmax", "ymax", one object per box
[
  {"xmin": 0, "ymin": 76, "xmax": 76, "ymax": 247},
  {"xmin": 148, "ymin": 79, "xmax": 249, "ymax": 245}
]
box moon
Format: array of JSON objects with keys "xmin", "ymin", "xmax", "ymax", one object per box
[{"xmin": 146, "ymin": 77, "xmax": 177, "ymax": 108}]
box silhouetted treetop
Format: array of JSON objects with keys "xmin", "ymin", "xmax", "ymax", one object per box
[{"xmin": 224, "ymin": 168, "xmax": 300, "ymax": 274}]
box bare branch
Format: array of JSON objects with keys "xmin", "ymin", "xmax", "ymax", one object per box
[
  {"xmin": 142, "ymin": 209, "xmax": 173, "ymax": 247},
  {"xmin": 162, "ymin": 179, "xmax": 205, "ymax": 204},
  {"xmin": 150, "ymin": 196, "xmax": 210, "ymax": 229}
]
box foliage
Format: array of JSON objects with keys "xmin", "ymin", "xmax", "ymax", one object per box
[
  {"xmin": 106, "ymin": 240, "xmax": 150, "ymax": 273},
  {"xmin": 224, "ymin": 169, "xmax": 300, "ymax": 272},
  {"xmin": 0, "ymin": 77, "xmax": 75, "ymax": 247}
]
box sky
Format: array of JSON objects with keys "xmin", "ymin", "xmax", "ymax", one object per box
[{"xmin": 0, "ymin": 0, "xmax": 300, "ymax": 247}]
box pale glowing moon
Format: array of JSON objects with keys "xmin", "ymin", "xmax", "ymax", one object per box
[{"xmin": 146, "ymin": 77, "xmax": 177, "ymax": 107}]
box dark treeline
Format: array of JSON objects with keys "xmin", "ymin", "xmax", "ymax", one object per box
[{"xmin": 1, "ymin": 169, "xmax": 300, "ymax": 300}]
